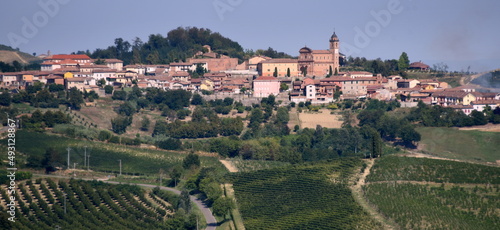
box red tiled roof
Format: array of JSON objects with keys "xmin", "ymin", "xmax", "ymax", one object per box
[
  {"xmin": 261, "ymin": 58, "xmax": 298, "ymax": 64},
  {"xmin": 254, "ymin": 76, "xmax": 278, "ymax": 81},
  {"xmin": 47, "ymin": 54, "xmax": 91, "ymax": 60}
]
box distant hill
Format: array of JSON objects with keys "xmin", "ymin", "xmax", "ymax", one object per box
[{"xmin": 0, "ymin": 44, "xmax": 41, "ymax": 64}]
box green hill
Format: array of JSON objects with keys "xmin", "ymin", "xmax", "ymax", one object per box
[
  {"xmin": 0, "ymin": 44, "xmax": 41, "ymax": 64},
  {"xmin": 0, "ymin": 178, "xmax": 198, "ymax": 229},
  {"xmin": 416, "ymin": 127, "xmax": 500, "ymax": 163}
]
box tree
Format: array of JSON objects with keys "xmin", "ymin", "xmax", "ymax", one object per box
[
  {"xmin": 111, "ymin": 116, "xmax": 132, "ymax": 134},
  {"xmin": 470, "ymin": 110, "xmax": 488, "ymax": 125},
  {"xmin": 191, "ymin": 93, "xmax": 203, "ymax": 105},
  {"xmin": 157, "ymin": 138, "xmax": 182, "ymax": 150},
  {"xmin": 182, "ymin": 153, "xmax": 200, "ymax": 169},
  {"xmin": 67, "ymin": 87, "xmax": 84, "ymax": 110},
  {"xmin": 280, "ymin": 82, "xmax": 289, "ymax": 91},
  {"xmin": 248, "ymin": 108, "xmax": 264, "ymax": 129},
  {"xmin": 399, "ymin": 125, "xmax": 421, "ymax": 147},
  {"xmin": 212, "ymin": 197, "xmax": 235, "ymax": 219},
  {"xmin": 0, "ymin": 91, "xmax": 11, "ymax": 106},
  {"xmin": 169, "ymin": 165, "xmax": 182, "ymax": 187},
  {"xmin": 273, "ymin": 67, "xmax": 278, "ymax": 77},
  {"xmin": 140, "ymin": 116, "xmax": 150, "ymax": 131},
  {"xmin": 104, "ymin": 85, "xmax": 113, "ymax": 94},
  {"xmin": 42, "ymin": 147, "xmax": 62, "ymax": 174},
  {"xmin": 286, "ymin": 68, "xmax": 291, "ymax": 77},
  {"xmin": 398, "ymin": 52, "xmax": 410, "ymax": 71}
]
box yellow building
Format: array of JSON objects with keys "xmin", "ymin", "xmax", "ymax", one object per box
[
  {"xmin": 64, "ymin": 72, "xmax": 74, "ymax": 79},
  {"xmin": 258, "ymin": 59, "xmax": 299, "ymax": 77}
]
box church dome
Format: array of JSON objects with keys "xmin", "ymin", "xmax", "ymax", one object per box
[
  {"xmin": 330, "ymin": 32, "xmax": 339, "ymax": 41},
  {"xmin": 299, "ymin": 47, "xmax": 312, "ymax": 53}
]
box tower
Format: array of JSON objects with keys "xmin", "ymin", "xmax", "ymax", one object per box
[{"xmin": 329, "ymin": 32, "xmax": 340, "ymax": 73}]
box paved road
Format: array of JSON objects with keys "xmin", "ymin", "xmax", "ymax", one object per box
[{"xmin": 34, "ymin": 174, "xmax": 217, "ymax": 230}]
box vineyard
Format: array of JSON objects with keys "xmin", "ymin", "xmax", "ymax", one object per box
[
  {"xmin": 9, "ymin": 130, "xmax": 225, "ymax": 175},
  {"xmin": 363, "ymin": 155, "xmax": 500, "ymax": 229},
  {"xmin": 364, "ymin": 183, "xmax": 500, "ymax": 229},
  {"xmin": 0, "ymin": 178, "xmax": 195, "ymax": 230},
  {"xmin": 229, "ymin": 158, "xmax": 290, "ymax": 172},
  {"xmin": 230, "ymin": 158, "xmax": 382, "ymax": 229},
  {"xmin": 366, "ymin": 156, "xmax": 500, "ymax": 184}
]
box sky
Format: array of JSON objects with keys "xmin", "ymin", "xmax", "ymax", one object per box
[{"xmin": 1, "ymin": 0, "xmax": 499, "ymax": 72}]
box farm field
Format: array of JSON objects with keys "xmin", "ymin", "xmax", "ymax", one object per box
[
  {"xmin": 230, "ymin": 158, "xmax": 382, "ymax": 229},
  {"xmin": 228, "ymin": 158, "xmax": 291, "ymax": 172},
  {"xmin": 416, "ymin": 127, "xmax": 500, "ymax": 163},
  {"xmin": 298, "ymin": 109, "xmax": 342, "ymax": 129},
  {"xmin": 0, "ymin": 178, "xmax": 191, "ymax": 230},
  {"xmin": 8, "ymin": 130, "xmax": 226, "ymax": 176},
  {"xmin": 366, "ymin": 156, "xmax": 500, "ymax": 184},
  {"xmin": 363, "ymin": 156, "xmax": 500, "ymax": 229}
]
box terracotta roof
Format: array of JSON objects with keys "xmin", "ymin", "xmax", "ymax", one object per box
[
  {"xmin": 254, "ymin": 76, "xmax": 278, "ymax": 81},
  {"xmin": 92, "ymin": 69, "xmax": 116, "ymax": 73},
  {"xmin": 47, "ymin": 54, "xmax": 91, "ymax": 60},
  {"xmin": 299, "ymin": 47, "xmax": 312, "ymax": 53},
  {"xmin": 311, "ymin": 50, "xmax": 331, "ymax": 54},
  {"xmin": 448, "ymin": 104, "xmax": 473, "ymax": 109},
  {"xmin": 261, "ymin": 58, "xmax": 298, "ymax": 64},
  {"xmin": 409, "ymin": 61, "xmax": 430, "ymax": 69},
  {"xmin": 471, "ymin": 100, "xmax": 500, "ymax": 105},
  {"xmin": 432, "ymin": 91, "xmax": 471, "ymax": 98},
  {"xmin": 169, "ymin": 71, "xmax": 190, "ymax": 77},
  {"xmin": 66, "ymin": 78, "xmax": 86, "ymax": 82},
  {"xmin": 103, "ymin": 59, "xmax": 123, "ymax": 63}
]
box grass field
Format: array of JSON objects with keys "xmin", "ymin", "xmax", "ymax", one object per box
[
  {"xmin": 8, "ymin": 130, "xmax": 226, "ymax": 176},
  {"xmin": 363, "ymin": 155, "xmax": 500, "ymax": 229},
  {"xmin": 0, "ymin": 178, "xmax": 190, "ymax": 230},
  {"xmin": 228, "ymin": 158, "xmax": 291, "ymax": 172},
  {"xmin": 298, "ymin": 109, "xmax": 342, "ymax": 129},
  {"xmin": 230, "ymin": 158, "xmax": 382, "ymax": 229},
  {"xmin": 416, "ymin": 127, "xmax": 500, "ymax": 163}
]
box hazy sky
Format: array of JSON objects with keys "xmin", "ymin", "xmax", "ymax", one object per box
[{"xmin": 1, "ymin": 0, "xmax": 499, "ymax": 72}]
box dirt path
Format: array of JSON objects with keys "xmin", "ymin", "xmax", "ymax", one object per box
[
  {"xmin": 219, "ymin": 160, "xmax": 239, "ymax": 173},
  {"xmin": 351, "ymin": 159, "xmax": 396, "ymax": 230}
]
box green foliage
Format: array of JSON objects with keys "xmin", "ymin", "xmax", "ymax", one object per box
[
  {"xmin": 111, "ymin": 116, "xmax": 132, "ymax": 134},
  {"xmin": 140, "ymin": 116, "xmax": 150, "ymax": 131},
  {"xmin": 364, "ymin": 183, "xmax": 499, "ymax": 229},
  {"xmin": 157, "ymin": 138, "xmax": 182, "ymax": 150},
  {"xmin": 0, "ymin": 179, "xmax": 196, "ymax": 229},
  {"xmin": 231, "ymin": 159, "xmax": 381, "ymax": 229},
  {"xmin": 367, "ymin": 156, "xmax": 500, "ymax": 184},
  {"xmin": 182, "ymin": 153, "xmax": 200, "ymax": 169},
  {"xmin": 89, "ymin": 27, "xmax": 246, "ymax": 64},
  {"xmin": 67, "ymin": 87, "xmax": 84, "ymax": 110},
  {"xmin": 98, "ymin": 130, "xmax": 112, "ymax": 141},
  {"xmin": 112, "ymin": 90, "xmax": 127, "ymax": 100},
  {"xmin": 212, "ymin": 197, "xmax": 235, "ymax": 219},
  {"xmin": 104, "ymin": 85, "xmax": 113, "ymax": 94},
  {"xmin": 397, "ymin": 52, "xmax": 410, "ymax": 71}
]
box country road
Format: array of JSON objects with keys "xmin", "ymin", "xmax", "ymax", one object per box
[{"xmin": 33, "ymin": 174, "xmax": 217, "ymax": 230}]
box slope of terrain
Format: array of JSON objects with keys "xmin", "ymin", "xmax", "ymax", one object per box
[
  {"xmin": 0, "ymin": 44, "xmax": 41, "ymax": 64},
  {"xmin": 363, "ymin": 155, "xmax": 500, "ymax": 229}
]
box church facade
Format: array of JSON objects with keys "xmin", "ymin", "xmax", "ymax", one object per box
[{"xmin": 298, "ymin": 32, "xmax": 340, "ymax": 77}]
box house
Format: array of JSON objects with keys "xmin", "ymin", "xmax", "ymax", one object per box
[
  {"xmin": 448, "ymin": 104, "xmax": 474, "ymax": 116},
  {"xmin": 102, "ymin": 59, "xmax": 124, "ymax": 71},
  {"xmin": 189, "ymin": 57, "xmax": 238, "ymax": 72},
  {"xmin": 342, "ymin": 77, "xmax": 378, "ymax": 98},
  {"xmin": 253, "ymin": 76, "xmax": 280, "ymax": 97},
  {"xmin": 92, "ymin": 69, "xmax": 117, "ymax": 83},
  {"xmin": 431, "ymin": 91, "xmax": 476, "ymax": 106},
  {"xmin": 65, "ymin": 77, "xmax": 86, "ymax": 91},
  {"xmin": 44, "ymin": 54, "xmax": 92, "ymax": 64},
  {"xmin": 170, "ymin": 71, "xmax": 190, "ymax": 82},
  {"xmin": 79, "ymin": 64, "xmax": 109, "ymax": 73},
  {"xmin": 258, "ymin": 59, "xmax": 299, "ymax": 77},
  {"xmin": 408, "ymin": 61, "xmax": 430, "ymax": 71},
  {"xmin": 248, "ymin": 56, "xmax": 271, "ymax": 70},
  {"xmin": 471, "ymin": 100, "xmax": 500, "ymax": 112},
  {"xmin": 397, "ymin": 79, "xmax": 420, "ymax": 88}
]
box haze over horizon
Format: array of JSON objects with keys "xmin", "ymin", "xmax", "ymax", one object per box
[{"xmin": 1, "ymin": 0, "xmax": 499, "ymax": 72}]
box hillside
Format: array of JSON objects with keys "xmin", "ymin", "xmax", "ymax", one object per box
[
  {"xmin": 0, "ymin": 178, "xmax": 198, "ymax": 229},
  {"xmin": 364, "ymin": 156, "xmax": 500, "ymax": 229},
  {"xmin": 0, "ymin": 44, "xmax": 41, "ymax": 64},
  {"xmin": 416, "ymin": 127, "xmax": 500, "ymax": 163}
]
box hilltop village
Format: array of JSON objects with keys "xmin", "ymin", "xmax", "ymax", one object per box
[{"xmin": 2, "ymin": 33, "xmax": 499, "ymax": 113}]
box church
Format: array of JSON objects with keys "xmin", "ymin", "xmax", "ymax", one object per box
[{"xmin": 298, "ymin": 32, "xmax": 340, "ymax": 77}]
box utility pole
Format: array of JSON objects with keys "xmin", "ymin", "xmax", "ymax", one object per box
[
  {"xmin": 67, "ymin": 147, "xmax": 71, "ymax": 170},
  {"xmin": 87, "ymin": 155, "xmax": 90, "ymax": 171},
  {"xmin": 74, "ymin": 163, "xmax": 77, "ymax": 170},
  {"xmin": 84, "ymin": 146, "xmax": 87, "ymax": 168},
  {"xmin": 118, "ymin": 159, "xmax": 122, "ymax": 176}
]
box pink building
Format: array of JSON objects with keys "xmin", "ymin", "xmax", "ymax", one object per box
[{"xmin": 253, "ymin": 76, "xmax": 280, "ymax": 98}]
